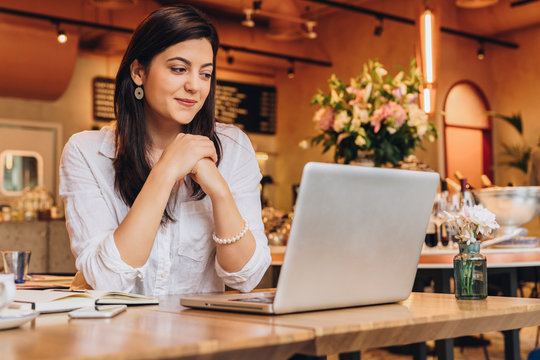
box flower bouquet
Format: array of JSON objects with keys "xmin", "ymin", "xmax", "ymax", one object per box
[
  {"xmin": 302, "ymin": 59, "xmax": 437, "ymax": 166},
  {"xmin": 445, "ymin": 205, "xmax": 499, "ymax": 300}
]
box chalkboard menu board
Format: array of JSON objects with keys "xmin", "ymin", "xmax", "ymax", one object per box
[
  {"xmin": 91, "ymin": 77, "xmax": 277, "ymax": 132},
  {"xmin": 93, "ymin": 77, "xmax": 115, "ymax": 121},
  {"xmin": 216, "ymin": 80, "xmax": 276, "ymax": 134}
]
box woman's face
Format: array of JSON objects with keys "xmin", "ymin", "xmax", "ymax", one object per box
[{"xmin": 134, "ymin": 38, "xmax": 214, "ymax": 128}]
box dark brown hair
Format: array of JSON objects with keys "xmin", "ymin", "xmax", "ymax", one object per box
[{"xmin": 113, "ymin": 6, "xmax": 221, "ymax": 223}]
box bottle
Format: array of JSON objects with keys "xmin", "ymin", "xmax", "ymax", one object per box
[
  {"xmin": 437, "ymin": 180, "xmax": 449, "ymax": 247},
  {"xmin": 454, "ymin": 170, "xmax": 465, "ymax": 182},
  {"xmin": 425, "ymin": 199, "xmax": 438, "ymax": 248},
  {"xmin": 480, "ymin": 174, "xmax": 493, "ymax": 188},
  {"xmin": 2, "ymin": 206, "xmax": 11, "ymax": 222},
  {"xmin": 446, "ymin": 190, "xmax": 461, "ymax": 246},
  {"xmin": 455, "ymin": 171, "xmax": 474, "ymax": 190},
  {"xmin": 460, "ymin": 178, "xmax": 474, "ymax": 208},
  {"xmin": 445, "ymin": 177, "xmax": 461, "ymax": 193},
  {"xmin": 425, "ymin": 218, "xmax": 438, "ymax": 248}
]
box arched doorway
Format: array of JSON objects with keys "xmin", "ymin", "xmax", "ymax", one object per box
[{"xmin": 443, "ymin": 81, "xmax": 493, "ymax": 189}]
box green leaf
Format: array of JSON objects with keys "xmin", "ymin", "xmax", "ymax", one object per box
[
  {"xmin": 498, "ymin": 142, "xmax": 532, "ymax": 173},
  {"xmin": 488, "ymin": 111, "xmax": 523, "ymax": 134}
]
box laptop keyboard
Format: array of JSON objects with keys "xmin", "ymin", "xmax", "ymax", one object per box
[{"xmin": 230, "ymin": 294, "xmax": 275, "ymax": 304}]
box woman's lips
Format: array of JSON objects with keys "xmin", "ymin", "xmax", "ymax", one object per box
[{"xmin": 175, "ymin": 98, "xmax": 197, "ymax": 107}]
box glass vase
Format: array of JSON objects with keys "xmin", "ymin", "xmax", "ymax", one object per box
[
  {"xmin": 453, "ymin": 242, "xmax": 487, "ymax": 300},
  {"xmin": 350, "ymin": 150, "xmax": 375, "ymax": 167}
]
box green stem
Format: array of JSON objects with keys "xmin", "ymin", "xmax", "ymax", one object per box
[{"xmin": 460, "ymin": 258, "xmax": 474, "ymax": 296}]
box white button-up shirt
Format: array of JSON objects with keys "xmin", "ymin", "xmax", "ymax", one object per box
[{"xmin": 59, "ymin": 123, "xmax": 271, "ymax": 296}]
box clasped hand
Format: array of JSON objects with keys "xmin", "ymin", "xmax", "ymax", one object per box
[{"xmin": 158, "ymin": 133, "xmax": 226, "ymax": 198}]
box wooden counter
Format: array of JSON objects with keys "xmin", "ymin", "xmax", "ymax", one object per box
[
  {"xmin": 270, "ymin": 245, "xmax": 540, "ymax": 269},
  {"xmin": 420, "ymin": 247, "xmax": 540, "ymax": 268},
  {"xmin": 5, "ymin": 292, "xmax": 540, "ymax": 359}
]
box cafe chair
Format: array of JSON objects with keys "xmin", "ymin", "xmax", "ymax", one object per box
[{"xmin": 529, "ymin": 347, "xmax": 540, "ymax": 360}]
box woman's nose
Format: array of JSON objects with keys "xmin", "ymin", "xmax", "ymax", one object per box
[{"xmin": 184, "ymin": 72, "xmax": 200, "ymax": 93}]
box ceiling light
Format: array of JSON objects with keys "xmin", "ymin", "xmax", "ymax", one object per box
[
  {"xmin": 242, "ymin": 9, "xmax": 255, "ymax": 28},
  {"xmin": 420, "ymin": 9, "xmax": 434, "ymax": 84},
  {"xmin": 57, "ymin": 29, "xmax": 67, "ymax": 44},
  {"xmin": 305, "ymin": 21, "xmax": 317, "ymax": 39},
  {"xmin": 252, "ymin": 0, "xmax": 262, "ymax": 10},
  {"xmin": 477, "ymin": 42, "xmax": 485, "ymax": 60},
  {"xmin": 287, "ymin": 60, "xmax": 295, "ymax": 79},
  {"xmin": 373, "ymin": 16, "xmax": 383, "ymax": 36},
  {"xmin": 422, "ymin": 86, "xmax": 432, "ymax": 114}
]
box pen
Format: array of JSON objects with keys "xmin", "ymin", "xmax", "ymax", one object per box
[{"xmin": 52, "ymin": 289, "xmax": 88, "ymax": 293}]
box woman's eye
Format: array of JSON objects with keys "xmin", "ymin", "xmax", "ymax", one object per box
[
  {"xmin": 171, "ymin": 67, "xmax": 186, "ymax": 73},
  {"xmin": 201, "ymin": 73, "xmax": 213, "ymax": 80}
]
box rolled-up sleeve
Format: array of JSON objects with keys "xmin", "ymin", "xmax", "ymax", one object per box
[
  {"xmin": 214, "ymin": 131, "xmax": 271, "ymax": 292},
  {"xmin": 59, "ymin": 138, "xmax": 146, "ymax": 292}
]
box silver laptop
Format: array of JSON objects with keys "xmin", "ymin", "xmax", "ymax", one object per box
[{"xmin": 180, "ymin": 162, "xmax": 439, "ymax": 314}]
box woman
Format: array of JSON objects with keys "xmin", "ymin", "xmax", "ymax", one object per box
[{"xmin": 60, "ymin": 6, "xmax": 271, "ymax": 295}]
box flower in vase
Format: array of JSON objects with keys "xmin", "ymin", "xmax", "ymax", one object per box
[
  {"xmin": 302, "ymin": 59, "xmax": 437, "ymax": 165},
  {"xmin": 445, "ymin": 205, "xmax": 499, "ymax": 245}
]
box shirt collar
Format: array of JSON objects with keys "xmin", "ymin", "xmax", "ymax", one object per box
[{"xmin": 98, "ymin": 126, "xmax": 116, "ymax": 159}]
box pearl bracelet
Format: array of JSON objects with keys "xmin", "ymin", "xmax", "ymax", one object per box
[{"xmin": 212, "ymin": 218, "xmax": 249, "ymax": 245}]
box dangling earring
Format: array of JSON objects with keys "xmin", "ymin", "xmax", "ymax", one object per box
[{"xmin": 134, "ymin": 86, "xmax": 144, "ymax": 100}]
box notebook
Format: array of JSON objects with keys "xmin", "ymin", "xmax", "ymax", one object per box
[
  {"xmin": 11, "ymin": 289, "xmax": 159, "ymax": 313},
  {"xmin": 180, "ymin": 162, "xmax": 439, "ymax": 314}
]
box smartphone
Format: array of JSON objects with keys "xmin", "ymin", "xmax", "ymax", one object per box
[{"xmin": 68, "ymin": 305, "xmax": 127, "ymax": 319}]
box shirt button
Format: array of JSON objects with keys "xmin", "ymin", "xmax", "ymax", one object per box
[
  {"xmin": 160, "ymin": 228, "xmax": 167, "ymax": 234},
  {"xmin": 160, "ymin": 272, "xmax": 167, "ymax": 278}
]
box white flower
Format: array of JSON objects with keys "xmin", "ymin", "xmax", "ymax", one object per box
[
  {"xmin": 375, "ymin": 67, "xmax": 387, "ymax": 78},
  {"xmin": 467, "ymin": 205, "xmax": 499, "ymax": 235},
  {"xmin": 313, "ymin": 108, "xmax": 324, "ymax": 123},
  {"xmin": 333, "ymin": 111, "xmax": 349, "ymax": 132},
  {"xmin": 364, "ymin": 82, "xmax": 372, "ymax": 101},
  {"xmin": 351, "ymin": 106, "xmax": 369, "ymax": 131},
  {"xmin": 407, "ymin": 103, "xmax": 428, "ymax": 137},
  {"xmin": 330, "ymin": 89, "xmax": 341, "ymax": 105},
  {"xmin": 355, "ymin": 134, "xmax": 366, "ymax": 146},
  {"xmin": 445, "ymin": 205, "xmax": 499, "ymax": 244},
  {"xmin": 393, "ymin": 71, "xmax": 404, "ymax": 83},
  {"xmin": 298, "ymin": 140, "xmax": 309, "ymax": 149},
  {"xmin": 462, "ymin": 228, "xmax": 476, "ymax": 245}
]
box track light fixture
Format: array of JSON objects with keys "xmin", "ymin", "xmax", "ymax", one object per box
[
  {"xmin": 477, "ymin": 41, "xmax": 485, "ymax": 60},
  {"xmin": 240, "ymin": 1, "xmax": 317, "ymax": 40},
  {"xmin": 226, "ymin": 48, "xmax": 234, "ymax": 65},
  {"xmin": 373, "ymin": 16, "xmax": 383, "ymax": 36},
  {"xmin": 305, "ymin": 21, "xmax": 317, "ymax": 39},
  {"xmin": 287, "ymin": 60, "xmax": 295, "ymax": 79},
  {"xmin": 241, "ymin": 8, "xmax": 255, "ymax": 28},
  {"xmin": 57, "ymin": 30, "xmax": 67, "ymax": 43},
  {"xmin": 55, "ymin": 23, "xmax": 67, "ymax": 44}
]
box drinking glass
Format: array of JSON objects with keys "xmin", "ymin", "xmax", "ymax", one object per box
[{"xmin": 1, "ymin": 250, "xmax": 31, "ymax": 283}]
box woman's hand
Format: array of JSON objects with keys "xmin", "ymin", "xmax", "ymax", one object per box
[
  {"xmin": 190, "ymin": 158, "xmax": 229, "ymax": 199},
  {"xmin": 157, "ymin": 133, "xmax": 217, "ymax": 184}
]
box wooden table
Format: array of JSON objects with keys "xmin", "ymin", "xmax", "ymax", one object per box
[
  {"xmin": 417, "ymin": 246, "xmax": 540, "ymax": 360},
  {"xmin": 0, "ymin": 296, "xmax": 313, "ymax": 360},
  {"xmin": 4, "ymin": 292, "xmax": 540, "ymax": 359},
  {"xmin": 270, "ymin": 245, "xmax": 540, "ymax": 359}
]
